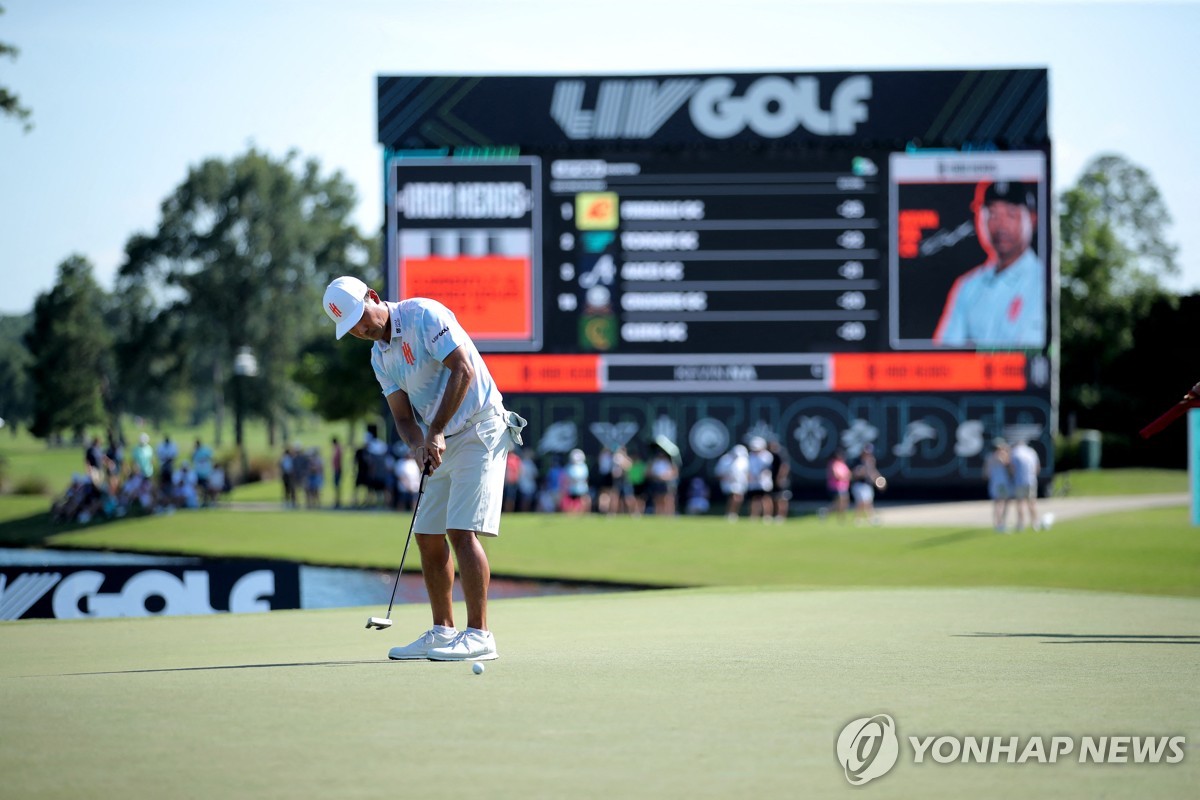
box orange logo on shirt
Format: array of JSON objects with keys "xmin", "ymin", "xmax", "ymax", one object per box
[
  {"xmin": 401, "ymin": 341, "xmax": 415, "ymax": 365},
  {"xmin": 1008, "ymin": 296, "xmax": 1023, "ymax": 322}
]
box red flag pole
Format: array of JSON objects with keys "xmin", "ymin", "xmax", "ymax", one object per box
[{"xmin": 1139, "ymin": 382, "xmax": 1200, "ymax": 439}]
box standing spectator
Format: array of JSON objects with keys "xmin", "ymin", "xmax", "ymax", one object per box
[
  {"xmin": 172, "ymin": 461, "xmax": 200, "ymax": 509},
  {"xmin": 850, "ymin": 444, "xmax": 883, "ymax": 525},
  {"xmin": 305, "ymin": 447, "xmax": 325, "ymax": 508},
  {"xmin": 595, "ymin": 448, "xmax": 615, "ymax": 514},
  {"xmin": 353, "ymin": 437, "xmax": 371, "ymax": 507},
  {"xmin": 984, "ymin": 438, "xmax": 1014, "ymax": 532},
  {"xmin": 598, "ymin": 446, "xmax": 632, "ymax": 516},
  {"xmin": 131, "ymin": 433, "xmax": 155, "ymax": 480},
  {"xmin": 626, "ymin": 449, "xmax": 648, "ymax": 517},
  {"xmin": 767, "ymin": 440, "xmax": 791, "ymax": 523},
  {"xmin": 84, "ymin": 436, "xmax": 105, "ymax": 486},
  {"xmin": 538, "ymin": 455, "xmax": 566, "ymax": 513},
  {"xmin": 715, "ymin": 444, "xmax": 749, "ymax": 521},
  {"xmin": 394, "ymin": 449, "xmax": 421, "ymax": 511},
  {"xmin": 824, "ymin": 449, "xmax": 852, "ymax": 523},
  {"xmin": 280, "ymin": 445, "xmax": 298, "ymax": 508},
  {"xmin": 330, "ymin": 437, "xmax": 345, "ymax": 508},
  {"xmin": 156, "ymin": 435, "xmax": 178, "ymax": 492},
  {"xmin": 293, "ymin": 447, "xmax": 312, "ymax": 507},
  {"xmin": 104, "ymin": 430, "xmax": 125, "ymax": 493},
  {"xmin": 646, "ymin": 447, "xmax": 678, "ymax": 516},
  {"xmin": 517, "ymin": 450, "xmax": 539, "ymax": 512},
  {"xmin": 367, "ymin": 433, "xmax": 390, "ymax": 508},
  {"xmin": 192, "ymin": 439, "xmax": 214, "ymax": 505},
  {"xmin": 502, "ymin": 447, "xmax": 522, "ymax": 512},
  {"xmin": 684, "ymin": 476, "xmax": 710, "ymax": 515},
  {"xmin": 1010, "ymin": 439, "xmax": 1042, "ymax": 531},
  {"xmin": 386, "ymin": 441, "xmax": 404, "ymax": 509},
  {"xmin": 745, "ymin": 437, "xmax": 774, "ymax": 521},
  {"xmin": 206, "ymin": 465, "xmax": 226, "ymax": 506},
  {"xmin": 562, "ymin": 449, "xmax": 590, "ymax": 514}
]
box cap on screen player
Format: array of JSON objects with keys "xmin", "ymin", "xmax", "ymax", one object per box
[
  {"xmin": 983, "ymin": 180, "xmax": 1036, "ymax": 212},
  {"xmin": 323, "ymin": 276, "xmax": 370, "ymax": 339}
]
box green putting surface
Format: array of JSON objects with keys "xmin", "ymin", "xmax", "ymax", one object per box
[{"xmin": 3, "ymin": 587, "xmax": 1197, "ymax": 799}]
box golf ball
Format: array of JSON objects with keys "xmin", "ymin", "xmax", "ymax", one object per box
[{"xmin": 472, "ymin": 662, "xmax": 485, "ymax": 675}]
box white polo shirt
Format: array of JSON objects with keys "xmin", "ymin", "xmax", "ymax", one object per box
[
  {"xmin": 934, "ymin": 248, "xmax": 1045, "ymax": 348},
  {"xmin": 370, "ymin": 298, "xmax": 502, "ymax": 436}
]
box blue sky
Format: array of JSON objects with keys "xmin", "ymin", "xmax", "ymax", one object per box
[{"xmin": 1, "ymin": 0, "xmax": 1197, "ymax": 315}]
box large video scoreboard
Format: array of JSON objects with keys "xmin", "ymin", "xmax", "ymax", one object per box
[{"xmin": 378, "ymin": 70, "xmax": 1054, "ymax": 491}]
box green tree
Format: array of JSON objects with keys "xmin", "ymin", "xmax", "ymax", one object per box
[
  {"xmin": 107, "ymin": 237, "xmax": 187, "ymax": 426},
  {"xmin": 1058, "ymin": 154, "xmax": 1179, "ymax": 429},
  {"xmin": 117, "ymin": 147, "xmax": 371, "ymax": 438},
  {"xmin": 0, "ymin": 312, "xmax": 33, "ymax": 433},
  {"xmin": 25, "ymin": 256, "xmax": 114, "ymax": 440},
  {"xmin": 0, "ymin": 4, "xmax": 33, "ymax": 132},
  {"xmin": 293, "ymin": 333, "xmax": 381, "ymax": 434}
]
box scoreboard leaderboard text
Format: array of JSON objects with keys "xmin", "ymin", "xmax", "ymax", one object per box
[{"xmin": 378, "ymin": 70, "xmax": 1053, "ymax": 490}]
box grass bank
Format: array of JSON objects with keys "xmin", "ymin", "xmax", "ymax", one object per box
[{"xmin": 3, "ymin": 501, "xmax": 1196, "ymax": 598}]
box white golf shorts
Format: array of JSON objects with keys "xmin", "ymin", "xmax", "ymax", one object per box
[{"xmin": 414, "ymin": 410, "xmax": 510, "ymax": 536}]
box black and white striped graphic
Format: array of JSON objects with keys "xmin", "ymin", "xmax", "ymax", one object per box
[
  {"xmin": 0, "ymin": 572, "xmax": 61, "ymax": 620},
  {"xmin": 921, "ymin": 70, "xmax": 1048, "ymax": 146}
]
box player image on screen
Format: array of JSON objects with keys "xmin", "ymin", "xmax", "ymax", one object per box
[{"xmin": 933, "ymin": 180, "xmax": 1045, "ymax": 349}]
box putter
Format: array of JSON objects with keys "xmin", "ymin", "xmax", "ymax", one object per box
[{"xmin": 366, "ymin": 467, "xmax": 429, "ymax": 630}]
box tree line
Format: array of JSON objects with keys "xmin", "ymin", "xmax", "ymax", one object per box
[
  {"xmin": 0, "ymin": 148, "xmax": 1194, "ymax": 469},
  {"xmin": 2, "ymin": 148, "xmax": 383, "ymax": 451}
]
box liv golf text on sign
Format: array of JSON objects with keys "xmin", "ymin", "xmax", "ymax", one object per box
[{"xmin": 0, "ymin": 561, "xmax": 301, "ymax": 620}]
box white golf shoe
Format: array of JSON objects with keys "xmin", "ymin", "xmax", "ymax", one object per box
[
  {"xmin": 427, "ymin": 628, "xmax": 499, "ymax": 661},
  {"xmin": 388, "ymin": 628, "xmax": 459, "ymax": 661}
]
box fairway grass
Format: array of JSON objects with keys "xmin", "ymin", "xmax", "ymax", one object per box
[
  {"xmin": 2, "ymin": 587, "xmax": 1197, "ymax": 799},
  {"xmin": 6, "ymin": 504, "xmax": 1198, "ymax": 598}
]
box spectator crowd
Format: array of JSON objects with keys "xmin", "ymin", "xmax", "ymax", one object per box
[
  {"xmin": 53, "ymin": 432, "xmax": 228, "ymax": 524},
  {"xmin": 51, "ymin": 424, "xmax": 1042, "ymax": 529}
]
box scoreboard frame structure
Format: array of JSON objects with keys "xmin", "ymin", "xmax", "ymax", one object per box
[{"xmin": 377, "ymin": 69, "xmax": 1055, "ymax": 494}]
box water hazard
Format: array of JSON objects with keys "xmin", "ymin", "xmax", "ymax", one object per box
[{"xmin": 0, "ymin": 548, "xmax": 630, "ymax": 611}]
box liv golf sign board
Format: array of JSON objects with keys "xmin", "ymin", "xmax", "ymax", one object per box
[{"xmin": 0, "ymin": 561, "xmax": 301, "ymax": 620}]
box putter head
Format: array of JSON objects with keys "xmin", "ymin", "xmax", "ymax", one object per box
[{"xmin": 365, "ymin": 617, "xmax": 392, "ymax": 630}]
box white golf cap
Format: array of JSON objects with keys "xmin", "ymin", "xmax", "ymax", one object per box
[{"xmin": 323, "ymin": 276, "xmax": 370, "ymax": 339}]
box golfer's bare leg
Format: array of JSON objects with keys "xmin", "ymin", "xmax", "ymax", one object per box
[
  {"xmin": 416, "ymin": 534, "xmax": 455, "ymax": 628},
  {"xmin": 448, "ymin": 529, "xmax": 489, "ymax": 631}
]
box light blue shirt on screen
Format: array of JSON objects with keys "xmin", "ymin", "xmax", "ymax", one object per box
[
  {"xmin": 370, "ymin": 298, "xmax": 502, "ymax": 436},
  {"xmin": 935, "ymin": 248, "xmax": 1045, "ymax": 348}
]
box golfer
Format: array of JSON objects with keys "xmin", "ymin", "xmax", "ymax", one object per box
[{"xmin": 323, "ymin": 275, "xmax": 525, "ymax": 662}]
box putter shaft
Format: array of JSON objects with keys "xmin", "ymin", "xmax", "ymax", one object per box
[{"xmin": 369, "ymin": 469, "xmax": 428, "ymax": 630}]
